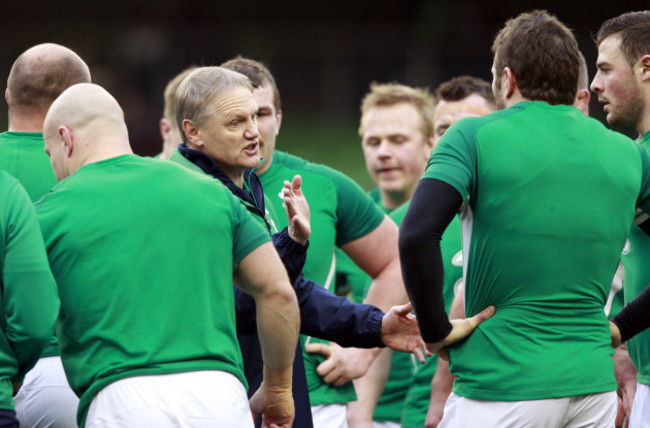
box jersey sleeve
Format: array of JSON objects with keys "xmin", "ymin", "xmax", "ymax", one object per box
[
  {"xmin": 332, "ymin": 171, "xmax": 385, "ymax": 247},
  {"xmin": 1, "ymin": 176, "xmax": 59, "ymax": 382},
  {"xmin": 227, "ymin": 189, "xmax": 272, "ymax": 267},
  {"xmin": 422, "ymin": 119, "xmax": 479, "ymax": 201},
  {"xmin": 636, "ymin": 143, "xmax": 650, "ymax": 216}
]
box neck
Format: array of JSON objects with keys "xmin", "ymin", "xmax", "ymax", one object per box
[
  {"xmin": 380, "ymin": 189, "xmax": 411, "ymax": 210},
  {"xmin": 223, "ymin": 165, "xmax": 246, "ymax": 187},
  {"xmin": 638, "ymin": 111, "xmax": 650, "ymax": 138},
  {"xmin": 79, "ymin": 139, "xmax": 134, "ymax": 168},
  {"xmin": 7, "ymin": 111, "xmax": 46, "ymax": 133},
  {"xmin": 505, "ymin": 91, "xmax": 528, "ymax": 108}
]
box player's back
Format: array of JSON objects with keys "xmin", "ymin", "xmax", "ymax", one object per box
[
  {"xmin": 35, "ymin": 154, "xmax": 255, "ymax": 420},
  {"xmin": 428, "ymin": 101, "xmax": 648, "ymax": 401}
]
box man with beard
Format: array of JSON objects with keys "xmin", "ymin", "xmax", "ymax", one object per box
[{"xmin": 591, "ymin": 11, "xmax": 650, "ymax": 428}]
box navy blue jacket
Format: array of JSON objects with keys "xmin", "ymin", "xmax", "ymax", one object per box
[{"xmin": 177, "ymin": 145, "xmax": 385, "ymax": 427}]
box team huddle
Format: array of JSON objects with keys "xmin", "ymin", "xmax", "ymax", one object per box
[{"xmin": 0, "ymin": 8, "xmax": 649, "ymax": 428}]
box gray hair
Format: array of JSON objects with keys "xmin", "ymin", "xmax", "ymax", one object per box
[{"xmin": 175, "ymin": 66, "xmax": 253, "ymax": 144}]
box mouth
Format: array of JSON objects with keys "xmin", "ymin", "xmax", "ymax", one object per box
[
  {"xmin": 377, "ymin": 167, "xmax": 400, "ymax": 174},
  {"xmin": 243, "ymin": 141, "xmax": 259, "ymax": 155}
]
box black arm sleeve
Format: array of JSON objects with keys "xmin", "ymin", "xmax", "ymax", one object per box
[
  {"xmin": 272, "ymin": 227, "xmax": 309, "ymax": 285},
  {"xmin": 399, "ymin": 178, "xmax": 464, "ymax": 343},
  {"xmin": 611, "ymin": 284, "xmax": 650, "ymax": 343}
]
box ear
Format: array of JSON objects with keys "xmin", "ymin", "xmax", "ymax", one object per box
[
  {"xmin": 182, "ymin": 119, "xmax": 201, "ymax": 147},
  {"xmin": 275, "ymin": 109, "xmax": 283, "ymax": 135},
  {"xmin": 574, "ymin": 89, "xmax": 590, "ymax": 116},
  {"xmin": 640, "ymin": 55, "xmax": 650, "ymax": 83},
  {"xmin": 159, "ymin": 118, "xmax": 171, "ymax": 142},
  {"xmin": 58, "ymin": 125, "xmax": 74, "ymax": 158},
  {"xmin": 504, "ymin": 67, "xmax": 517, "ymax": 99},
  {"xmin": 4, "ymin": 88, "xmax": 8, "ymax": 104}
]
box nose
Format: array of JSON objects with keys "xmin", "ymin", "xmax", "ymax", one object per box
[
  {"xmin": 377, "ymin": 140, "xmax": 392, "ymax": 158},
  {"xmin": 590, "ymin": 73, "xmax": 603, "ymax": 93},
  {"xmin": 245, "ymin": 121, "xmax": 260, "ymax": 140}
]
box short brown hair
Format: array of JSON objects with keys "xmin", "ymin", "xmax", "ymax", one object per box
[
  {"xmin": 7, "ymin": 43, "xmax": 90, "ymax": 112},
  {"xmin": 175, "ymin": 67, "xmax": 253, "ymax": 144},
  {"xmin": 162, "ymin": 66, "xmax": 197, "ymax": 127},
  {"xmin": 492, "ymin": 10, "xmax": 579, "ymax": 105},
  {"xmin": 221, "ymin": 56, "xmax": 281, "ymax": 112},
  {"xmin": 435, "ymin": 75, "xmax": 495, "ymax": 108},
  {"xmin": 595, "ymin": 11, "xmax": 650, "ymax": 66},
  {"xmin": 359, "ymin": 82, "xmax": 435, "ymax": 139}
]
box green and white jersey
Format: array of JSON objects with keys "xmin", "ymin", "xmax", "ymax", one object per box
[
  {"xmin": 0, "ymin": 173, "xmax": 58, "ymax": 411},
  {"xmin": 0, "ymin": 132, "xmax": 57, "ymax": 202},
  {"xmin": 36, "ymin": 155, "xmax": 270, "ymax": 426},
  {"xmin": 622, "ymin": 131, "xmax": 650, "ymax": 386},
  {"xmin": 423, "ymin": 101, "xmax": 650, "ymax": 401},
  {"xmin": 260, "ymin": 150, "xmax": 385, "ymax": 406}
]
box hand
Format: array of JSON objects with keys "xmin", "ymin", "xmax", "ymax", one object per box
[
  {"xmin": 615, "ymin": 396, "xmax": 628, "ymax": 428},
  {"xmin": 425, "ymin": 400, "xmax": 445, "ymax": 428},
  {"xmin": 425, "ymin": 358, "xmax": 454, "ymax": 427},
  {"xmin": 613, "ymin": 346, "xmax": 637, "ymax": 422},
  {"xmin": 250, "ymin": 381, "xmax": 295, "ymax": 428},
  {"xmin": 283, "ymin": 175, "xmax": 310, "ymax": 245},
  {"xmin": 12, "ymin": 382, "xmax": 22, "ymax": 396},
  {"xmin": 381, "ymin": 302, "xmax": 430, "ymax": 363},
  {"xmin": 611, "ymin": 321, "xmax": 623, "ymax": 348},
  {"xmin": 426, "ymin": 305, "xmax": 495, "ymax": 360},
  {"xmin": 305, "ymin": 343, "xmax": 378, "ymax": 386}
]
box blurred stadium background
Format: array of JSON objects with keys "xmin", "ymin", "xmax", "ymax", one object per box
[{"xmin": 0, "ymin": 0, "xmax": 646, "ymax": 189}]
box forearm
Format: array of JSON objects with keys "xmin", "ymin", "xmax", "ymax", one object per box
[
  {"xmin": 430, "ymin": 358, "xmax": 455, "ymax": 408},
  {"xmin": 364, "ymin": 257, "xmax": 408, "ymax": 312},
  {"xmin": 256, "ymin": 287, "xmax": 300, "ymax": 370},
  {"xmin": 399, "ymin": 179, "xmax": 463, "ymax": 342},
  {"xmin": 611, "ymin": 284, "xmax": 650, "ymax": 343},
  {"xmin": 347, "ymin": 348, "xmax": 392, "ymax": 425},
  {"xmin": 272, "ymin": 227, "xmax": 309, "ymax": 285},
  {"xmin": 296, "ymin": 276, "xmax": 384, "ymax": 348}
]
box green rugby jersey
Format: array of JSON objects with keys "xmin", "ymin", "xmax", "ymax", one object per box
[
  {"xmin": 622, "ymin": 131, "xmax": 650, "ymax": 386},
  {"xmin": 260, "ymin": 150, "xmax": 385, "ymax": 406},
  {"xmin": 36, "ymin": 155, "xmax": 270, "ymax": 426},
  {"xmin": 0, "ymin": 132, "xmax": 57, "ymax": 202},
  {"xmin": 0, "ymin": 132, "xmax": 60, "ymax": 358},
  {"xmin": 423, "ymin": 101, "xmax": 650, "ymax": 401},
  {"xmin": 0, "ymin": 172, "xmax": 58, "ymax": 411}
]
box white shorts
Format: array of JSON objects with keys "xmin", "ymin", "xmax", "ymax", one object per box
[
  {"xmin": 438, "ymin": 391, "xmax": 617, "ymax": 428},
  {"xmin": 311, "ymin": 404, "xmax": 348, "ymax": 428},
  {"xmin": 373, "ymin": 421, "xmax": 400, "ymax": 428},
  {"xmin": 85, "ymin": 371, "xmax": 253, "ymax": 428},
  {"xmin": 14, "ymin": 356, "xmax": 79, "ymax": 428},
  {"xmin": 630, "ymin": 382, "xmax": 650, "ymax": 428}
]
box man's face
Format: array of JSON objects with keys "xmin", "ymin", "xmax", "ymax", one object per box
[
  {"xmin": 591, "ymin": 34, "xmax": 643, "ymax": 129},
  {"xmin": 252, "ymin": 84, "xmax": 281, "ymax": 174},
  {"xmin": 193, "ymin": 85, "xmax": 260, "ymax": 176},
  {"xmin": 433, "ymin": 94, "xmax": 494, "ymax": 143},
  {"xmin": 361, "ymin": 103, "xmax": 433, "ymax": 198}
]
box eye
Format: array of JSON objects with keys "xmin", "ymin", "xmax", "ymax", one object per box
[{"xmin": 364, "ymin": 138, "xmax": 380, "ymax": 147}]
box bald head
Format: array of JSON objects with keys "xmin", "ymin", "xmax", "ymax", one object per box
[
  {"xmin": 7, "ymin": 43, "xmax": 90, "ymax": 128},
  {"xmin": 44, "ymin": 83, "xmax": 131, "ymax": 180}
]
